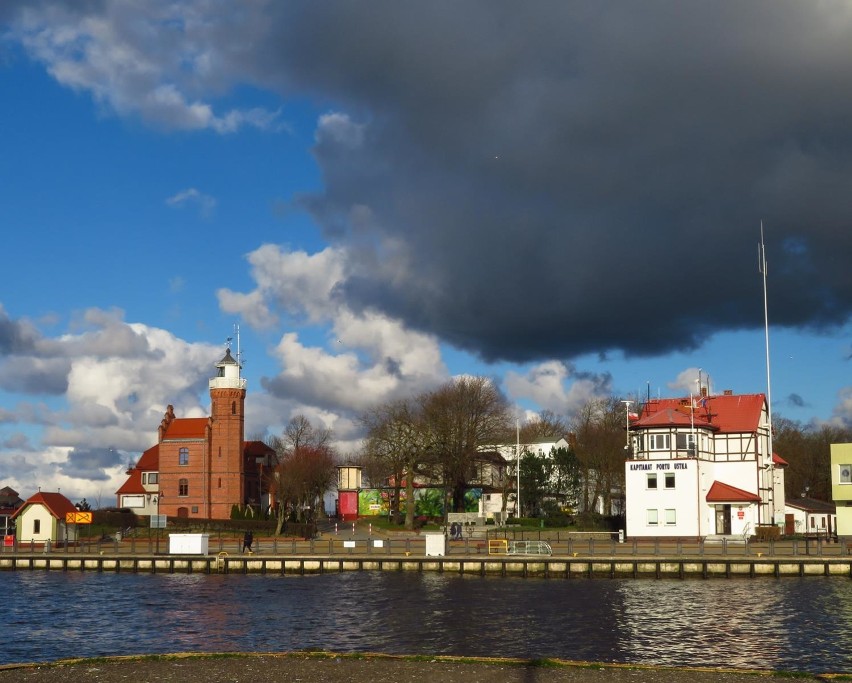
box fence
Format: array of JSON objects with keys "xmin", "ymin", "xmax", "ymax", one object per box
[{"xmin": 1, "ymin": 534, "xmax": 848, "ymax": 558}]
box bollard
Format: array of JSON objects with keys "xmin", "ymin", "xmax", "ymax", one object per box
[{"xmin": 335, "ymin": 523, "xmax": 338, "ymax": 535}]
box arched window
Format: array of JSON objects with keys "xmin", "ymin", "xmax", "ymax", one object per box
[
  {"xmin": 179, "ymin": 479, "xmax": 189, "ymax": 497},
  {"xmin": 179, "ymin": 447, "xmax": 189, "ymax": 466}
]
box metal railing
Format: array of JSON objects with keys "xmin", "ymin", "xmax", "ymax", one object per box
[
  {"xmin": 507, "ymin": 540, "xmax": 552, "ymax": 556},
  {"xmin": 2, "ymin": 534, "xmax": 849, "ymax": 558}
]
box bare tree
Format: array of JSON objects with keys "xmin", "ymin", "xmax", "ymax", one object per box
[
  {"xmin": 422, "ymin": 376, "xmax": 512, "ymax": 516},
  {"xmin": 268, "ymin": 415, "xmax": 336, "ymax": 534},
  {"xmin": 571, "ymin": 396, "xmax": 627, "ymax": 515},
  {"xmin": 361, "ymin": 398, "xmax": 429, "ymax": 529},
  {"xmin": 519, "ymin": 410, "xmax": 570, "ymax": 443},
  {"xmin": 775, "ymin": 416, "xmax": 851, "ymax": 501}
]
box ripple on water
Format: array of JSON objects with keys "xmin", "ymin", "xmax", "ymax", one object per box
[{"xmin": 1, "ymin": 572, "xmax": 850, "ymax": 673}]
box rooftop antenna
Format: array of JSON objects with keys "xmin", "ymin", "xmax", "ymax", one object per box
[
  {"xmin": 759, "ymin": 222, "xmax": 775, "ymax": 524},
  {"xmin": 234, "ymin": 323, "xmax": 243, "ymax": 378}
]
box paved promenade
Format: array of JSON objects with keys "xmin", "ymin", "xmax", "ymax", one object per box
[
  {"xmin": 3, "ymin": 527, "xmax": 847, "ymax": 559},
  {"xmin": 0, "ymin": 653, "xmax": 841, "ymax": 683}
]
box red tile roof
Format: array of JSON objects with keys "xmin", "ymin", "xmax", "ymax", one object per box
[
  {"xmin": 163, "ymin": 417, "xmax": 209, "ymax": 440},
  {"xmin": 12, "ymin": 491, "xmax": 78, "ymax": 520},
  {"xmin": 706, "ymin": 481, "xmax": 761, "ymax": 503},
  {"xmin": 116, "ymin": 468, "xmax": 145, "ymax": 495},
  {"xmin": 637, "ymin": 393, "xmax": 766, "ymax": 433},
  {"xmin": 135, "ymin": 444, "xmax": 159, "ymax": 470},
  {"xmin": 772, "ymin": 453, "xmax": 788, "ymax": 466},
  {"xmin": 631, "ymin": 406, "xmax": 717, "ymax": 430},
  {"xmin": 244, "ymin": 441, "xmax": 275, "ymax": 457}
]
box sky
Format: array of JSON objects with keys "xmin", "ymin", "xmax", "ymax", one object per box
[{"xmin": 1, "ymin": 1, "xmax": 851, "ymax": 507}]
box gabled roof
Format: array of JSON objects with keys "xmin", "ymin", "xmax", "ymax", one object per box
[
  {"xmin": 135, "ymin": 444, "xmax": 159, "ymax": 470},
  {"xmin": 244, "ymin": 441, "xmax": 275, "ymax": 457},
  {"xmin": 786, "ymin": 497, "xmax": 836, "ymax": 514},
  {"xmin": 162, "ymin": 417, "xmax": 209, "ymax": 440},
  {"xmin": 116, "ymin": 468, "xmax": 146, "ymax": 495},
  {"xmin": 772, "ymin": 453, "xmax": 788, "ymax": 467},
  {"xmin": 706, "ymin": 481, "xmax": 761, "ymax": 503},
  {"xmin": 12, "ymin": 491, "xmax": 78, "ymax": 520},
  {"xmin": 636, "ymin": 393, "xmax": 765, "ymax": 433},
  {"xmin": 474, "ymin": 450, "xmax": 509, "ymax": 465},
  {"xmin": 0, "ymin": 486, "xmax": 23, "ymax": 508}
]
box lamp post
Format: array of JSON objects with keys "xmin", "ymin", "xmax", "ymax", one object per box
[
  {"xmin": 621, "ymin": 400, "xmax": 633, "ymax": 452},
  {"xmin": 515, "ymin": 418, "xmax": 521, "ymax": 519}
]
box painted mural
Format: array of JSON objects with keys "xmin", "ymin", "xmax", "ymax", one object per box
[{"xmin": 357, "ymin": 488, "xmax": 481, "ymax": 517}]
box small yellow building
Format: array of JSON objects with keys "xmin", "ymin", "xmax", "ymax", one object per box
[
  {"xmin": 830, "ymin": 443, "xmax": 852, "ymax": 541},
  {"xmin": 12, "ymin": 491, "xmax": 79, "ymax": 545}
]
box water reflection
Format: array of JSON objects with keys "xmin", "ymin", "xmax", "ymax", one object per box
[{"xmin": 2, "ymin": 572, "xmax": 850, "ymax": 673}]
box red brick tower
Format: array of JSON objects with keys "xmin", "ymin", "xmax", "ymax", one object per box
[{"xmin": 208, "ymin": 347, "xmax": 246, "ymax": 519}]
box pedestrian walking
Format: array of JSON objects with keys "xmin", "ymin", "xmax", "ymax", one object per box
[{"xmin": 242, "ymin": 530, "xmax": 254, "ymax": 554}]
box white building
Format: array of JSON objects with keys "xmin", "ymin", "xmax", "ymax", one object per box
[
  {"xmin": 784, "ymin": 497, "xmax": 836, "ymax": 537},
  {"xmin": 116, "ymin": 444, "xmax": 161, "ymax": 516},
  {"xmin": 625, "ymin": 391, "xmax": 786, "ymax": 539},
  {"xmin": 490, "ymin": 436, "xmax": 573, "ymax": 517}
]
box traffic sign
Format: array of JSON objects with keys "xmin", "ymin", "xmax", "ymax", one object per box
[{"xmin": 66, "ymin": 511, "xmax": 93, "ymax": 524}]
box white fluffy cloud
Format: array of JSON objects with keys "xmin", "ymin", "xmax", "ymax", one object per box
[
  {"xmin": 0, "ymin": 309, "xmax": 221, "ymax": 502},
  {"xmin": 11, "ymin": 3, "xmax": 280, "ymax": 134},
  {"xmin": 504, "ymin": 361, "xmax": 612, "ymax": 416},
  {"xmin": 667, "ymin": 368, "xmax": 709, "ymax": 396}
]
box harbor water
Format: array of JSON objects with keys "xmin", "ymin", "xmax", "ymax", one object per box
[{"xmin": 2, "ymin": 571, "xmax": 850, "ymax": 673}]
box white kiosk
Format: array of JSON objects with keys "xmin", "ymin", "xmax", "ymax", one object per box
[{"xmin": 169, "ymin": 533, "xmax": 210, "ymax": 555}]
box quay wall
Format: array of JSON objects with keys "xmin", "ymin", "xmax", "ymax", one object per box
[{"xmin": 2, "ymin": 553, "xmax": 852, "ymax": 578}]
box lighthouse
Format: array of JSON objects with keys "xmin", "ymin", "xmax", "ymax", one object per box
[{"xmin": 208, "ymin": 346, "xmax": 247, "ymax": 519}]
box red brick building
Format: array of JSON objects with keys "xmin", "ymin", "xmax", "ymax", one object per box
[{"xmin": 117, "ymin": 347, "xmax": 274, "ymax": 520}]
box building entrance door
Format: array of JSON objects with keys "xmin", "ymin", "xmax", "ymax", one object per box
[
  {"xmin": 715, "ymin": 504, "xmax": 731, "ymax": 535},
  {"xmin": 785, "ymin": 513, "xmax": 795, "ymax": 535}
]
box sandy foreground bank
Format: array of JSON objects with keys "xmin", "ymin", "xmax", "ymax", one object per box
[{"xmin": 0, "ymin": 653, "xmax": 844, "ymax": 683}]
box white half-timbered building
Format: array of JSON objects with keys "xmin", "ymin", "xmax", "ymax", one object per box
[{"xmin": 625, "ymin": 391, "xmax": 786, "ymax": 539}]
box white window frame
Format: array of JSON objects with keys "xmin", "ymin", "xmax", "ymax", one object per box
[
  {"xmin": 664, "ymin": 473, "xmax": 675, "ymax": 489},
  {"xmin": 839, "ymin": 464, "xmax": 852, "ymax": 484},
  {"xmin": 665, "ymin": 508, "xmax": 676, "ymax": 525},
  {"xmin": 675, "ymin": 432, "xmax": 696, "ymax": 453},
  {"xmin": 647, "ymin": 473, "xmax": 658, "ymax": 489},
  {"xmin": 649, "ymin": 434, "xmax": 670, "ymax": 450},
  {"xmin": 647, "ymin": 509, "xmax": 658, "ymax": 526}
]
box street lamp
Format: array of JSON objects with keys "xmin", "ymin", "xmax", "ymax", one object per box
[
  {"xmin": 621, "ymin": 400, "xmax": 633, "ymax": 452},
  {"xmin": 515, "ymin": 418, "xmax": 521, "ymax": 519}
]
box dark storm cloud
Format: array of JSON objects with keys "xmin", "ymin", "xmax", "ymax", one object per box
[
  {"xmin": 0, "ymin": 358, "xmax": 70, "ymax": 394},
  {"xmin": 0, "ymin": 310, "xmax": 40, "ymax": 355},
  {"xmin": 59, "ymin": 447, "xmax": 122, "ymax": 481},
  {"xmin": 252, "ymin": 2, "xmax": 852, "ymax": 362},
  {"xmin": 786, "ymin": 393, "xmax": 807, "ymax": 408}
]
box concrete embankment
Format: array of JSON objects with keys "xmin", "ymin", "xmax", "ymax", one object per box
[
  {"xmin": 0, "ymin": 652, "xmax": 843, "ymax": 683},
  {"xmin": 2, "ymin": 552, "xmax": 852, "ymax": 578}
]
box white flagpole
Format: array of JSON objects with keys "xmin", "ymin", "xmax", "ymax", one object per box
[{"xmin": 760, "ymin": 222, "xmax": 775, "ymax": 526}]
